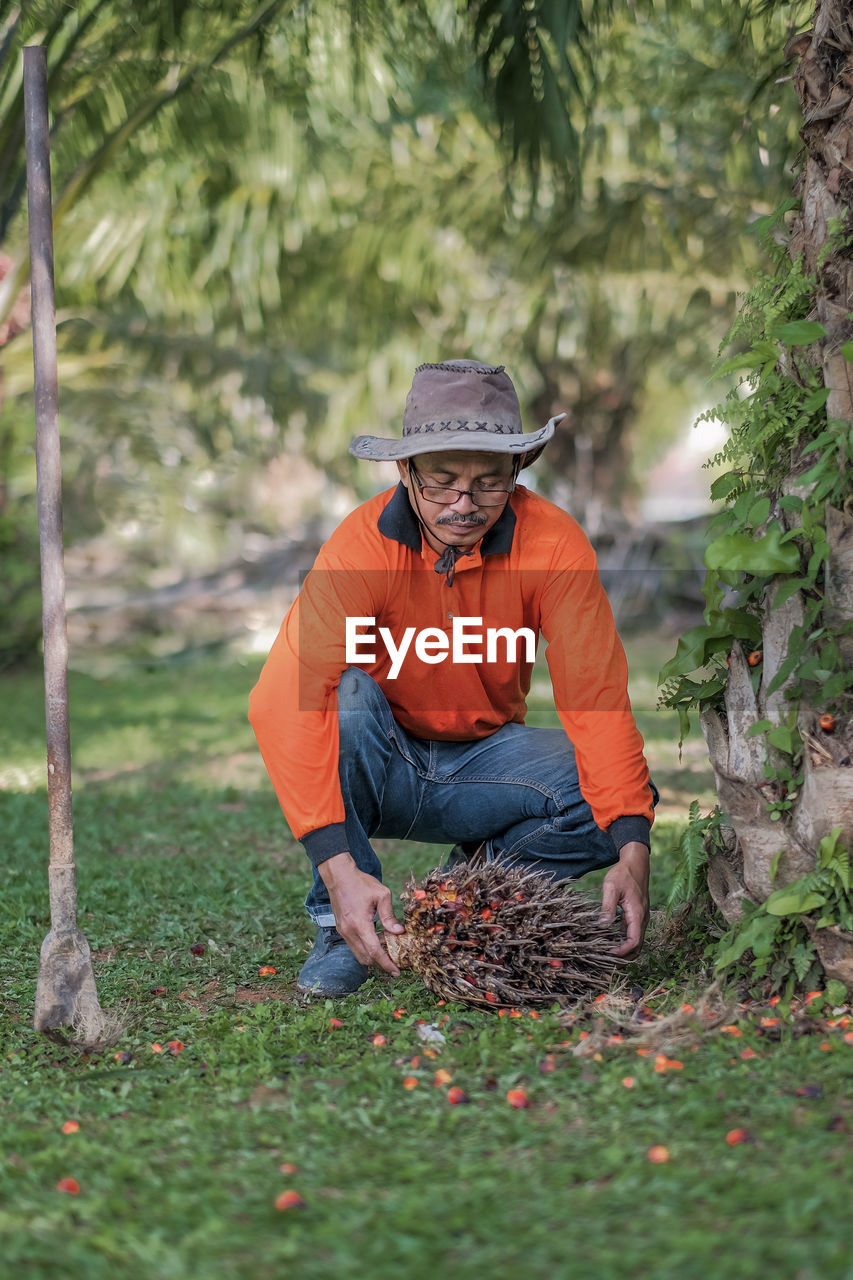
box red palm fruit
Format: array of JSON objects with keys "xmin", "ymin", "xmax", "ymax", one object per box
[
  {"xmin": 447, "ymin": 1086, "xmax": 469, "ymax": 1105},
  {"xmin": 275, "ymin": 1190, "xmax": 306, "ymax": 1210}
]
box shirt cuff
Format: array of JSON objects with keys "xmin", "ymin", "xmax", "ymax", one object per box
[
  {"xmin": 607, "ymin": 815, "xmax": 651, "ymax": 851},
  {"xmin": 301, "ymin": 823, "xmax": 349, "ymax": 868}
]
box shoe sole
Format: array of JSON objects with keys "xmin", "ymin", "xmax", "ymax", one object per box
[{"xmin": 296, "ymin": 980, "xmax": 367, "ymax": 997}]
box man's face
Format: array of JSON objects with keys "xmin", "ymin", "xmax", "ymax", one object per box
[{"xmin": 396, "ymin": 450, "xmax": 516, "ymax": 552}]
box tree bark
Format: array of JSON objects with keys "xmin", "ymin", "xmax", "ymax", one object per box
[{"xmin": 703, "ymin": 1, "xmax": 853, "ymax": 984}]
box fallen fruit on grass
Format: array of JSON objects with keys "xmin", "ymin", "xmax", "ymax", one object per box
[
  {"xmin": 506, "ymin": 1088, "xmax": 529, "ymax": 1109},
  {"xmin": 61, "ymin": 1121, "xmax": 79, "ymax": 1134},
  {"xmin": 149, "ymin": 986, "xmax": 167, "ymax": 995},
  {"xmin": 725, "ymin": 1128, "xmax": 750, "ymax": 1146},
  {"xmin": 370, "ymin": 1034, "xmax": 387, "ymax": 1046},
  {"xmin": 151, "ymin": 1043, "xmax": 163, "ymax": 1054},
  {"xmin": 447, "ymin": 1086, "xmax": 469, "ymax": 1105},
  {"xmin": 328, "ymin": 1018, "xmax": 344, "ymax": 1029},
  {"xmin": 167, "ymin": 1040, "xmax": 185, "ymax": 1055},
  {"xmin": 279, "ymin": 1163, "xmax": 298, "ymax": 1174},
  {"xmin": 819, "ymin": 713, "xmax": 836, "ymax": 733},
  {"xmin": 654, "ymin": 1055, "xmax": 683, "ymax": 1073},
  {"xmin": 56, "ymin": 1178, "xmax": 80, "ymax": 1194},
  {"xmin": 434, "ymin": 1069, "xmax": 453, "ymax": 1086},
  {"xmin": 647, "ymin": 1146, "xmax": 670, "ymax": 1163},
  {"xmin": 403, "ymin": 1076, "xmax": 419, "ymax": 1090},
  {"xmin": 190, "ymin": 942, "xmax": 206, "ymax": 957},
  {"xmin": 275, "ymin": 1190, "xmax": 306, "ymax": 1211},
  {"xmin": 258, "ymin": 966, "xmax": 277, "ymax": 977},
  {"xmin": 747, "ymin": 650, "xmax": 763, "ymax": 666}
]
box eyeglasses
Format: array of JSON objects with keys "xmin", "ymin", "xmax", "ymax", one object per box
[{"xmin": 410, "ymin": 466, "xmax": 514, "ymax": 508}]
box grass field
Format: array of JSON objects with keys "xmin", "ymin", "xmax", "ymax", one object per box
[{"xmin": 1, "ymin": 637, "xmax": 851, "ymax": 1280}]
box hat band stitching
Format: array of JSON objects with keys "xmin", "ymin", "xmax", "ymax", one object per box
[
  {"xmin": 413, "ymin": 362, "xmax": 505, "ymax": 376},
  {"xmin": 404, "ymin": 420, "xmax": 519, "ymax": 436}
]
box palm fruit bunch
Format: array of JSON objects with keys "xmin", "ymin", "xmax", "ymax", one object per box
[{"xmin": 384, "ymin": 855, "xmax": 624, "ymax": 1009}]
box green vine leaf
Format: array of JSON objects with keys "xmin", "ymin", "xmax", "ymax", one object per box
[
  {"xmin": 709, "ymin": 471, "xmax": 744, "ymax": 501},
  {"xmin": 715, "ymin": 342, "xmax": 778, "ymax": 375},
  {"xmin": 771, "ymin": 320, "xmax": 827, "ymax": 344},
  {"xmin": 801, "ymin": 387, "xmax": 830, "ymax": 413},
  {"xmin": 658, "ymin": 622, "xmax": 731, "ymax": 683},
  {"xmin": 766, "ymin": 725, "xmax": 800, "ymax": 755},
  {"xmin": 771, "ymin": 577, "xmax": 807, "ymax": 608},
  {"xmin": 704, "ymin": 527, "xmax": 801, "ymax": 574},
  {"xmin": 714, "ymin": 911, "xmax": 779, "ymax": 969},
  {"xmin": 748, "ymin": 496, "xmax": 771, "ymax": 525},
  {"xmin": 764, "ymin": 887, "xmax": 827, "ymax": 916}
]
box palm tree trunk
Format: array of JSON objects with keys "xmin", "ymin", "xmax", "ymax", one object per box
[{"xmin": 702, "ymin": 0, "xmax": 853, "ymax": 986}]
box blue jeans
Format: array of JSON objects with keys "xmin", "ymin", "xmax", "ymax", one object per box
[{"xmin": 306, "ymin": 667, "xmax": 633, "ymax": 925}]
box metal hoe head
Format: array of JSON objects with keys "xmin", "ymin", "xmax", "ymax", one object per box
[{"xmin": 33, "ymin": 865, "xmax": 105, "ymax": 1044}]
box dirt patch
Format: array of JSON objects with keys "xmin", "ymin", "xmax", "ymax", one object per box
[
  {"xmin": 176, "ymin": 979, "xmax": 224, "ymax": 1010},
  {"xmin": 234, "ymin": 984, "xmax": 298, "ymax": 1005}
]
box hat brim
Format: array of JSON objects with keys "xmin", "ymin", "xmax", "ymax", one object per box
[{"xmin": 349, "ymin": 414, "xmax": 565, "ymax": 468}]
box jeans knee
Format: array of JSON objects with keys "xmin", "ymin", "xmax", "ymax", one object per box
[{"xmin": 337, "ymin": 668, "xmax": 386, "ymax": 744}]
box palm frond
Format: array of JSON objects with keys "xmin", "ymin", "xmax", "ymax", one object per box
[{"xmin": 468, "ymin": 0, "xmax": 602, "ymax": 191}]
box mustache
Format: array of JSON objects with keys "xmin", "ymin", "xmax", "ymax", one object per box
[{"xmin": 435, "ymin": 512, "xmax": 488, "ymax": 527}]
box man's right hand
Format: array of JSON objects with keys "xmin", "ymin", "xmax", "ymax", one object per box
[{"xmin": 318, "ymin": 851, "xmax": 404, "ymax": 975}]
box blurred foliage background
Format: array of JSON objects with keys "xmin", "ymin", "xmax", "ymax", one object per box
[{"xmin": 0, "ymin": 0, "xmax": 813, "ymax": 665}]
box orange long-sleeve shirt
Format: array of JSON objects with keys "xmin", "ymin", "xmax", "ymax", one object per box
[{"xmin": 249, "ymin": 482, "xmax": 654, "ymax": 866}]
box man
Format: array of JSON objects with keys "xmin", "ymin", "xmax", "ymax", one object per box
[{"xmin": 249, "ymin": 360, "xmax": 656, "ymax": 997}]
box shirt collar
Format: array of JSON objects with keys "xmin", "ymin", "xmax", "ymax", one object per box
[{"xmin": 377, "ymin": 482, "xmax": 516, "ymax": 556}]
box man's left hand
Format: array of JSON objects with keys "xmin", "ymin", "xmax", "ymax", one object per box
[{"xmin": 599, "ymin": 841, "xmax": 650, "ymax": 959}]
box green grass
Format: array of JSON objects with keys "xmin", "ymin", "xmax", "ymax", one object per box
[{"xmin": 1, "ymin": 643, "xmax": 850, "ymax": 1280}]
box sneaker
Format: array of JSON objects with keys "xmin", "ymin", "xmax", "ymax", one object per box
[{"xmin": 296, "ymin": 926, "xmax": 370, "ymax": 997}]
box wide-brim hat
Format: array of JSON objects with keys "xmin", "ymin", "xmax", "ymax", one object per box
[{"xmin": 349, "ymin": 359, "xmax": 565, "ymax": 470}]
